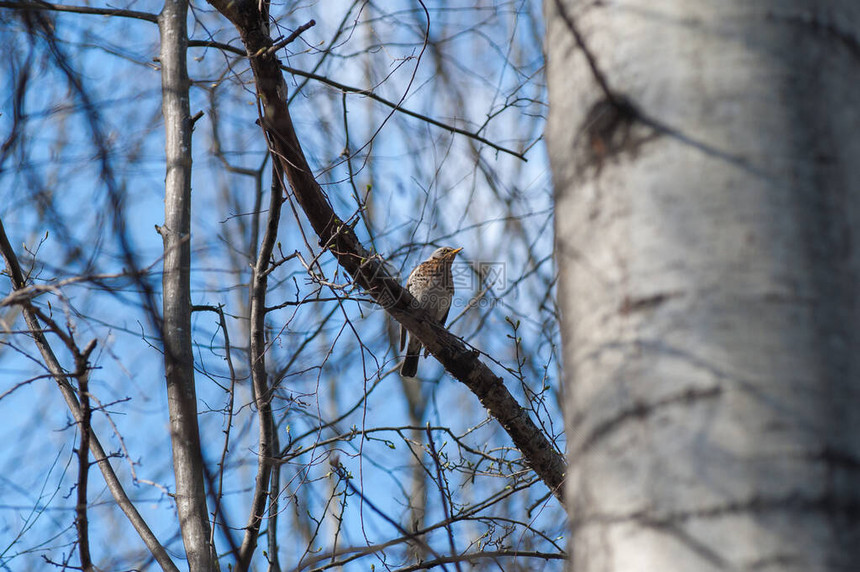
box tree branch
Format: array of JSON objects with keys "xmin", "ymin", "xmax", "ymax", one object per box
[
  {"xmin": 1, "ymin": 0, "xmax": 527, "ymax": 160},
  {"xmin": 74, "ymin": 340, "xmax": 97, "ymax": 572},
  {"xmin": 187, "ymin": 39, "xmax": 528, "ymax": 161},
  {"xmin": 0, "ymin": 0, "xmax": 158, "ymax": 23},
  {"xmin": 0, "ymin": 218, "xmax": 180, "ymax": 572},
  {"xmin": 158, "ymin": 0, "xmax": 217, "ymax": 568},
  {"xmin": 207, "ymin": 0, "xmax": 566, "ymax": 514},
  {"xmin": 237, "ymin": 167, "xmax": 284, "ymax": 571}
]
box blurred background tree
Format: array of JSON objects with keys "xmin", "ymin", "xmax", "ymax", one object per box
[{"xmin": 546, "ymin": 1, "xmax": 860, "ymax": 570}]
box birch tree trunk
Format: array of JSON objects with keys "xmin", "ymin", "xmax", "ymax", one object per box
[{"xmin": 545, "ymin": 1, "xmax": 860, "ymax": 570}]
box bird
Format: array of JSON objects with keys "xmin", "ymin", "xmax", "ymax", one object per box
[{"xmin": 400, "ymin": 246, "xmax": 462, "ymax": 377}]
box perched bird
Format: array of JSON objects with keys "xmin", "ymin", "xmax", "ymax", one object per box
[{"xmin": 400, "ymin": 246, "xmax": 462, "ymax": 377}]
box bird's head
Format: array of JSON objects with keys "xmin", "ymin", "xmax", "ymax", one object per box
[{"xmin": 429, "ymin": 246, "xmax": 463, "ymax": 262}]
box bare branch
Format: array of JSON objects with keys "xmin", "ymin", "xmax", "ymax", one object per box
[
  {"xmin": 205, "ymin": 0, "xmax": 566, "ymax": 505},
  {"xmin": 74, "ymin": 341, "xmax": 94, "ymax": 572},
  {"xmin": 0, "ymin": 0, "xmax": 158, "ymax": 23},
  {"xmin": 237, "ymin": 168, "xmax": 285, "ymax": 571},
  {"xmin": 426, "ymin": 426, "xmax": 461, "ymax": 572},
  {"xmin": 158, "ymin": 0, "xmax": 217, "ymax": 567},
  {"xmin": 258, "ymin": 19, "xmax": 316, "ymax": 58},
  {"xmin": 0, "ymin": 219, "xmax": 180, "ymax": 571},
  {"xmin": 390, "ymin": 550, "xmax": 566, "ymax": 572},
  {"xmin": 187, "ymin": 39, "xmax": 528, "ymax": 160}
]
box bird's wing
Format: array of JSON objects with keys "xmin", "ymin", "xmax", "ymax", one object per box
[{"xmin": 405, "ymin": 264, "xmax": 419, "ymax": 290}]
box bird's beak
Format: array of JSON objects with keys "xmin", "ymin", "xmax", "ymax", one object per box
[{"xmin": 449, "ymin": 247, "xmax": 463, "ymax": 258}]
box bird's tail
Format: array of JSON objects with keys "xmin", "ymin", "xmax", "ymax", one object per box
[
  {"xmin": 401, "ymin": 355, "xmax": 419, "ymax": 377},
  {"xmin": 401, "ymin": 338, "xmax": 421, "ymax": 377}
]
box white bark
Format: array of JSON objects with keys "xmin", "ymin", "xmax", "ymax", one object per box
[{"xmin": 546, "ymin": 1, "xmax": 860, "ymax": 570}]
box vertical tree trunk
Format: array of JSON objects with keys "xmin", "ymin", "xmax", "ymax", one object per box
[
  {"xmin": 545, "ymin": 1, "xmax": 860, "ymax": 570},
  {"xmin": 159, "ymin": 0, "xmax": 217, "ymax": 568}
]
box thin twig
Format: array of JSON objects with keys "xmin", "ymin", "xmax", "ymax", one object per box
[
  {"xmin": 187, "ymin": 38, "xmax": 528, "ymax": 161},
  {"xmin": 426, "ymin": 425, "xmax": 462, "ymax": 572},
  {"xmin": 0, "ymin": 218, "xmax": 179, "ymax": 572},
  {"xmin": 260, "ymin": 19, "xmax": 316, "ymax": 58},
  {"xmin": 191, "ymin": 304, "xmax": 241, "ymax": 555}
]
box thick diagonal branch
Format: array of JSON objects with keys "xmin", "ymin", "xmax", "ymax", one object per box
[{"xmin": 209, "ymin": 0, "xmax": 566, "ymax": 514}]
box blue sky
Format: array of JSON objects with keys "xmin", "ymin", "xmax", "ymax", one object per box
[{"xmin": 0, "ymin": 1, "xmax": 564, "ymax": 569}]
